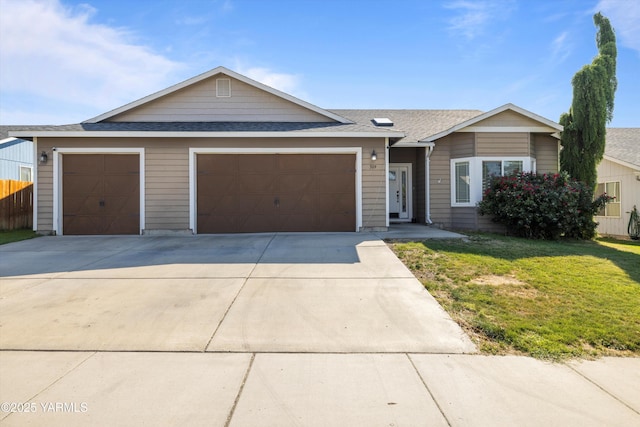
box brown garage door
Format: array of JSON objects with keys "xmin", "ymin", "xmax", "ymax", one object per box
[
  {"xmin": 197, "ymin": 153, "xmax": 356, "ymax": 233},
  {"xmin": 63, "ymin": 154, "xmax": 140, "ymax": 235}
]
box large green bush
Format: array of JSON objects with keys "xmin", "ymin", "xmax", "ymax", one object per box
[{"xmin": 478, "ymin": 172, "xmax": 612, "ymax": 239}]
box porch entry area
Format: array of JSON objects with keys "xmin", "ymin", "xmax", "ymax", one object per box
[{"xmin": 388, "ymin": 163, "xmax": 411, "ymax": 221}]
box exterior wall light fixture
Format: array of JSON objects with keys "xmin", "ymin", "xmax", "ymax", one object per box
[
  {"xmin": 39, "ymin": 151, "xmax": 48, "ymax": 164},
  {"xmin": 371, "ymin": 150, "xmax": 377, "ymax": 161}
]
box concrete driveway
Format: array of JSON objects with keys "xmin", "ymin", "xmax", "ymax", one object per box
[
  {"xmin": 2, "ymin": 233, "xmax": 638, "ymax": 426},
  {"xmin": 0, "ymin": 233, "xmax": 474, "ymax": 353}
]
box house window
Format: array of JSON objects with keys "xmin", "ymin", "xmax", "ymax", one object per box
[
  {"xmin": 451, "ymin": 157, "xmax": 531, "ymax": 207},
  {"xmin": 482, "ymin": 160, "xmax": 523, "ymax": 191},
  {"xmin": 216, "ymin": 78, "xmax": 231, "ymax": 97},
  {"xmin": 454, "ymin": 161, "xmax": 471, "ymax": 204},
  {"xmin": 19, "ymin": 166, "xmax": 32, "ymax": 182},
  {"xmin": 596, "ymin": 181, "xmax": 621, "ymax": 217}
]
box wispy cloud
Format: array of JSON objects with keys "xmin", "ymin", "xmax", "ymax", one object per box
[
  {"xmin": 235, "ymin": 65, "xmax": 309, "ymax": 101},
  {"xmin": 0, "ymin": 0, "xmax": 183, "ymax": 123},
  {"xmin": 596, "ymin": 0, "xmax": 640, "ymax": 54},
  {"xmin": 444, "ymin": 0, "xmax": 515, "ymax": 40},
  {"xmin": 551, "ymin": 31, "xmax": 572, "ymax": 62}
]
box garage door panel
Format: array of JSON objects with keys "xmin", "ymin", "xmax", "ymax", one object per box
[
  {"xmin": 63, "ymin": 154, "xmax": 140, "ymax": 235},
  {"xmin": 239, "ymin": 154, "xmax": 277, "ymax": 174},
  {"xmin": 64, "ymin": 196, "xmax": 103, "ymax": 216},
  {"xmin": 101, "ymin": 195, "xmax": 139, "ymax": 216},
  {"xmin": 279, "ymin": 173, "xmax": 314, "ymax": 193},
  {"xmin": 103, "ymin": 215, "xmax": 142, "ymax": 235},
  {"xmin": 64, "ymin": 175, "xmax": 103, "ymax": 195},
  {"xmin": 198, "ymin": 154, "xmax": 237, "ymax": 175},
  {"xmin": 64, "ymin": 154, "xmax": 104, "ymax": 174},
  {"xmin": 238, "ymin": 174, "xmax": 277, "ymax": 194},
  {"xmin": 63, "ymin": 215, "xmax": 106, "ymax": 236},
  {"xmin": 198, "ymin": 175, "xmax": 236, "ymax": 195},
  {"xmin": 197, "ymin": 153, "xmax": 356, "ymax": 233},
  {"xmin": 104, "ymin": 176, "xmax": 139, "ymax": 195}
]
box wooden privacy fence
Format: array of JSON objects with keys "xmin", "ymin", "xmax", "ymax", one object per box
[{"xmin": 0, "ymin": 180, "xmax": 33, "ymax": 230}]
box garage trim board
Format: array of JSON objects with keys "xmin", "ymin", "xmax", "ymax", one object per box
[
  {"xmin": 189, "ymin": 147, "xmax": 363, "ymax": 233},
  {"xmin": 53, "ymin": 148, "xmax": 146, "ymax": 235}
]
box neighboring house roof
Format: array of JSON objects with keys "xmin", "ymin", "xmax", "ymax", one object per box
[
  {"xmin": 84, "ymin": 66, "xmax": 353, "ymax": 125},
  {"xmin": 604, "ymin": 128, "xmax": 640, "ymax": 170},
  {"xmin": 330, "ymin": 109, "xmax": 483, "ymax": 144}
]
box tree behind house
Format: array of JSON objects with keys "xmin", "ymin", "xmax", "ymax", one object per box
[{"xmin": 559, "ymin": 12, "xmax": 617, "ymax": 189}]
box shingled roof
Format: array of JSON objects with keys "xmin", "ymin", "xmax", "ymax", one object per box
[
  {"xmin": 605, "ymin": 128, "xmax": 640, "ymax": 169},
  {"xmin": 330, "ymin": 109, "xmax": 483, "ymax": 144}
]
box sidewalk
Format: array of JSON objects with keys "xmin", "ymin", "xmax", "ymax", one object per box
[{"xmin": 1, "ymin": 351, "xmax": 638, "ymax": 426}]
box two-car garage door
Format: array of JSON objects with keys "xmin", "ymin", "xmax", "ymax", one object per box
[
  {"xmin": 60, "ymin": 152, "xmax": 356, "ymax": 235},
  {"xmin": 197, "ymin": 153, "xmax": 356, "ymax": 233}
]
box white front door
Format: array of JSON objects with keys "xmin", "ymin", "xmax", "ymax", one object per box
[{"xmin": 388, "ymin": 164, "xmax": 411, "ymax": 221}]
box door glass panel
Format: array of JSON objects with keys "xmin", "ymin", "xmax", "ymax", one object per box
[{"xmin": 401, "ymin": 170, "xmax": 407, "ymax": 213}]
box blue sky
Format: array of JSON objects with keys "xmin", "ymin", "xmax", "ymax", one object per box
[{"xmin": 1, "ymin": 0, "xmax": 638, "ymax": 127}]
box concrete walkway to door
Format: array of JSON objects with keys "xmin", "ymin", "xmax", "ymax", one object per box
[{"xmin": 1, "ymin": 232, "xmax": 638, "ymax": 426}]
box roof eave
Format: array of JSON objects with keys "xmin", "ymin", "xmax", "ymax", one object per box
[{"xmin": 14, "ymin": 130, "xmax": 404, "ymax": 138}]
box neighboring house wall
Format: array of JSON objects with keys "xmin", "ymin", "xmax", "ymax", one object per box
[
  {"xmin": 36, "ymin": 136, "xmax": 386, "ymax": 234},
  {"xmin": 110, "ymin": 76, "xmax": 334, "ymax": 123},
  {"xmin": 0, "ymin": 138, "xmax": 34, "ymax": 181},
  {"xmin": 595, "ymin": 158, "xmax": 640, "ymax": 236}
]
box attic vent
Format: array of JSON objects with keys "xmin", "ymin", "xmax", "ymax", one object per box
[
  {"xmin": 372, "ymin": 117, "xmax": 393, "ymax": 126},
  {"xmin": 216, "ymin": 78, "xmax": 231, "ymax": 97}
]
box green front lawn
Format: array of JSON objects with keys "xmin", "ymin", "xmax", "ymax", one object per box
[
  {"xmin": 0, "ymin": 229, "xmax": 40, "ymax": 245},
  {"xmin": 390, "ymin": 234, "xmax": 640, "ymax": 360}
]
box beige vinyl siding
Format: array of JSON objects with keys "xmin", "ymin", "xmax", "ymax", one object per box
[
  {"xmin": 476, "ymin": 132, "xmax": 529, "ymax": 156},
  {"xmin": 36, "ymin": 155, "xmax": 54, "ymax": 232},
  {"xmin": 429, "ymin": 135, "xmax": 453, "ymax": 228},
  {"xmin": 532, "ymin": 134, "xmax": 559, "ymax": 173},
  {"xmin": 35, "ymin": 137, "xmax": 386, "ymax": 233},
  {"xmin": 450, "ymin": 133, "xmax": 475, "ymax": 158},
  {"xmin": 451, "ymin": 207, "xmax": 477, "ymax": 230},
  {"xmin": 145, "ymin": 145, "xmax": 190, "ymax": 230},
  {"xmin": 110, "ymin": 76, "xmax": 333, "ymax": 123},
  {"xmin": 596, "ymin": 158, "xmax": 640, "ymax": 236},
  {"xmin": 473, "ymin": 110, "xmax": 545, "ymax": 127}
]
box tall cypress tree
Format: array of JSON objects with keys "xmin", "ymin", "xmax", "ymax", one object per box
[{"xmin": 560, "ymin": 12, "xmax": 617, "ymax": 189}]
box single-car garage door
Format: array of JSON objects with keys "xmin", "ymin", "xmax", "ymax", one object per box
[
  {"xmin": 197, "ymin": 153, "xmax": 356, "ymax": 233},
  {"xmin": 63, "ymin": 154, "xmax": 140, "ymax": 235}
]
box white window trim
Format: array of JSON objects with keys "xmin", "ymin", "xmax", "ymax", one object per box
[
  {"xmin": 53, "ymin": 148, "xmax": 145, "ymax": 236},
  {"xmin": 595, "ymin": 181, "xmax": 621, "ymax": 218},
  {"xmin": 188, "ymin": 147, "xmax": 363, "ymax": 234},
  {"xmin": 450, "ymin": 157, "xmax": 533, "ymax": 207}
]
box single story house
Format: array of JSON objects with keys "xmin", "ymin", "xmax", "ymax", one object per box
[
  {"xmin": 11, "ymin": 66, "xmax": 563, "ymax": 235},
  {"xmin": 595, "ymin": 128, "xmax": 640, "ymax": 237},
  {"xmin": 0, "ymin": 126, "xmax": 37, "ymax": 182}
]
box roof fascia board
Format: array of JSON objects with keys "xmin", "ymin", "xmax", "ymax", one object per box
[
  {"xmin": 603, "ymin": 154, "xmax": 640, "ymax": 171},
  {"xmin": 457, "ymin": 126, "xmax": 561, "ymax": 133},
  {"xmin": 16, "ymin": 130, "xmax": 403, "ymax": 138},
  {"xmin": 421, "ymin": 103, "xmax": 563, "ymax": 142},
  {"xmin": 84, "ymin": 66, "xmax": 352, "ymax": 124}
]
